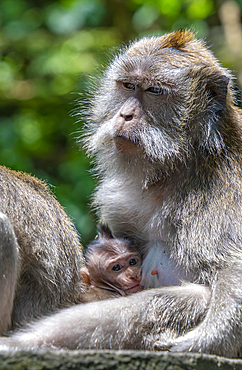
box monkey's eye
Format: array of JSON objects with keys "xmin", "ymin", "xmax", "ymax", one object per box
[
  {"xmin": 112, "ymin": 264, "xmax": 122, "ymax": 271},
  {"xmin": 123, "ymin": 82, "xmax": 136, "ymax": 90},
  {"xmin": 129, "ymin": 258, "xmax": 138, "ymax": 266},
  {"xmin": 146, "ymin": 87, "xmax": 166, "ymax": 95}
]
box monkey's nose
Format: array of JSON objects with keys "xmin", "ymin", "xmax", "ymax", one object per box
[
  {"xmin": 132, "ymin": 273, "xmax": 142, "ymax": 281},
  {"xmin": 118, "ymin": 96, "xmax": 139, "ymax": 125},
  {"xmin": 120, "ymin": 113, "xmax": 134, "ymax": 121}
]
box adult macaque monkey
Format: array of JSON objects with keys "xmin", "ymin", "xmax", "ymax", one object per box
[
  {"xmin": 79, "ymin": 224, "xmax": 142, "ymax": 302},
  {"xmin": 0, "ymin": 167, "xmax": 83, "ymax": 334},
  {"xmin": 1, "ymin": 29, "xmax": 242, "ymax": 357}
]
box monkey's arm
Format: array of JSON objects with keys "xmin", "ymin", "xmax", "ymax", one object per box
[
  {"xmin": 0, "ymin": 283, "xmax": 211, "ymax": 351},
  {"xmin": 154, "ymin": 265, "xmax": 242, "ymax": 357}
]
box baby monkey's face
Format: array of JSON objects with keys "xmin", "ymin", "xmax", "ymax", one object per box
[{"xmin": 105, "ymin": 251, "xmax": 142, "ymax": 294}]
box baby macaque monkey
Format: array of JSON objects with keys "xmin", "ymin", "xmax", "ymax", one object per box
[{"xmin": 79, "ymin": 224, "xmax": 143, "ymax": 302}]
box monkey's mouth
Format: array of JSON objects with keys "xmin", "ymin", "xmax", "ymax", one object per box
[
  {"xmin": 113, "ymin": 134, "xmax": 142, "ymax": 155},
  {"xmin": 124, "ymin": 283, "xmax": 143, "ymax": 294}
]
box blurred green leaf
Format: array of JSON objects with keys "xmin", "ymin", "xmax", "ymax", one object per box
[
  {"xmin": 132, "ymin": 4, "xmax": 159, "ymax": 31},
  {"xmin": 186, "ymin": 0, "xmax": 214, "ymax": 20}
]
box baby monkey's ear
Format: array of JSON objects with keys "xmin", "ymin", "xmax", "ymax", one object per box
[
  {"xmin": 79, "ymin": 267, "xmax": 91, "ymax": 285},
  {"xmin": 96, "ymin": 224, "xmax": 114, "ymax": 240}
]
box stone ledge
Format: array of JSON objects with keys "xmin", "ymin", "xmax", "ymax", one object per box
[{"xmin": 0, "ymin": 350, "xmax": 241, "ymax": 370}]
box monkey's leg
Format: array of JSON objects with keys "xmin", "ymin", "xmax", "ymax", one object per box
[
  {"xmin": 0, "ymin": 212, "xmax": 19, "ymax": 334},
  {"xmin": 154, "ymin": 265, "xmax": 242, "ymax": 357}
]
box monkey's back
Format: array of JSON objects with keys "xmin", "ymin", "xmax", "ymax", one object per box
[{"xmin": 0, "ymin": 166, "xmax": 83, "ymax": 328}]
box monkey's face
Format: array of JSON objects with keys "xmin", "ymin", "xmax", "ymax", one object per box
[
  {"xmin": 85, "ymin": 31, "xmax": 232, "ymax": 184},
  {"xmin": 105, "ymin": 251, "xmax": 143, "ymax": 294},
  {"xmin": 87, "ymin": 57, "xmax": 190, "ymax": 174}
]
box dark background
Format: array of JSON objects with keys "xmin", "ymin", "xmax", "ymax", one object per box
[{"xmin": 0, "ymin": 0, "xmax": 242, "ymax": 246}]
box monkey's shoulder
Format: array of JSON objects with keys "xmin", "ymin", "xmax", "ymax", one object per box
[
  {"xmin": 0, "ymin": 165, "xmax": 52, "ymax": 195},
  {"xmin": 0, "ymin": 165, "xmax": 66, "ymax": 216},
  {"xmin": 0, "ymin": 165, "xmax": 82, "ymax": 253}
]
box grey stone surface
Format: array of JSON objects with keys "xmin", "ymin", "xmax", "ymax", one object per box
[{"xmin": 0, "ymin": 350, "xmax": 242, "ymax": 370}]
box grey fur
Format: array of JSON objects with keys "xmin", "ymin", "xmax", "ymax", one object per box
[
  {"xmin": 0, "ymin": 30, "xmax": 242, "ymax": 358},
  {"xmin": 0, "ymin": 166, "xmax": 83, "ymax": 332}
]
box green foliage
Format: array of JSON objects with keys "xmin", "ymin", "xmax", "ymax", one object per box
[{"xmin": 0, "ymin": 0, "xmax": 240, "ymax": 245}]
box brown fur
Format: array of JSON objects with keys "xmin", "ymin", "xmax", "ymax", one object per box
[
  {"xmin": 79, "ymin": 224, "xmax": 142, "ymax": 302},
  {"xmin": 0, "ymin": 166, "xmax": 83, "ymax": 332}
]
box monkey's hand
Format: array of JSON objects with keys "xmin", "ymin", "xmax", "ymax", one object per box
[
  {"xmin": 153, "ymin": 326, "xmax": 227, "ymax": 355},
  {"xmin": 153, "ymin": 329, "xmax": 203, "ymax": 353},
  {"xmin": 155, "ymin": 265, "xmax": 242, "ymax": 357},
  {"xmin": 153, "ymin": 339, "xmax": 174, "ymax": 352}
]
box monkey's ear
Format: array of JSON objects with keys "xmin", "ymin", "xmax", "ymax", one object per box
[
  {"xmin": 79, "ymin": 267, "xmax": 91, "ymax": 285},
  {"xmin": 199, "ymin": 72, "xmax": 231, "ymax": 154},
  {"xmin": 205, "ymin": 74, "xmax": 230, "ymax": 114},
  {"xmin": 97, "ymin": 224, "xmax": 114, "ymax": 239}
]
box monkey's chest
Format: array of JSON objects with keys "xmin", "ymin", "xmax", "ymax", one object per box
[
  {"xmin": 141, "ymin": 240, "xmax": 190, "ymax": 288},
  {"xmin": 97, "ymin": 180, "xmax": 170, "ymax": 240}
]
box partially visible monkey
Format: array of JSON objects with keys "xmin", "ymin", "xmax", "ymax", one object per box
[
  {"xmin": 0, "ymin": 166, "xmax": 83, "ymax": 334},
  {"xmin": 79, "ymin": 224, "xmax": 142, "ymax": 302},
  {"xmin": 1, "ymin": 30, "xmax": 242, "ymax": 358}
]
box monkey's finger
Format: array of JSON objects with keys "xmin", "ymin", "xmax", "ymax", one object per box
[
  {"xmin": 151, "ymin": 267, "xmax": 158, "ymax": 275},
  {"xmin": 153, "ymin": 340, "xmax": 173, "ymax": 351}
]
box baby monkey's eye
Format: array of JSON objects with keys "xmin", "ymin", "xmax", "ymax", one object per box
[
  {"xmin": 146, "ymin": 86, "xmax": 167, "ymax": 95},
  {"xmin": 112, "ymin": 264, "xmax": 122, "ymax": 271},
  {"xmin": 129, "ymin": 258, "xmax": 138, "ymax": 266},
  {"xmin": 123, "ymin": 82, "xmax": 136, "ymax": 90}
]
